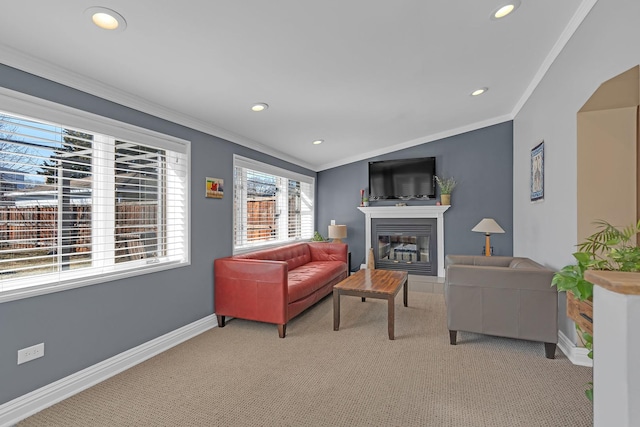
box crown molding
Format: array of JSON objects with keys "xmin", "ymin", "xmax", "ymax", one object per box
[
  {"xmin": 511, "ymin": 0, "xmax": 599, "ymax": 117},
  {"xmin": 0, "ymin": 44, "xmax": 315, "ymax": 171}
]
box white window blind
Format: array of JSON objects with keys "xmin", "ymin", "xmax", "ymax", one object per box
[
  {"xmin": 233, "ymin": 155, "xmax": 314, "ymax": 253},
  {"xmin": 0, "ymin": 107, "xmax": 189, "ymax": 302}
]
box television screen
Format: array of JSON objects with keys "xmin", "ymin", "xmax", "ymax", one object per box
[{"xmin": 368, "ymin": 157, "xmax": 436, "ymax": 200}]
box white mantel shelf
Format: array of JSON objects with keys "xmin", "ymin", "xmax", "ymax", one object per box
[
  {"xmin": 357, "ymin": 205, "xmax": 450, "ymax": 217},
  {"xmin": 358, "ymin": 205, "xmax": 450, "ymax": 277}
]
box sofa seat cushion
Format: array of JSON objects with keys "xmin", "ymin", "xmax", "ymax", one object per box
[{"xmin": 288, "ymin": 261, "xmax": 345, "ymax": 303}]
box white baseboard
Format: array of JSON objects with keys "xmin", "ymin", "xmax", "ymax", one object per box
[
  {"xmin": 0, "ymin": 315, "xmax": 218, "ymax": 427},
  {"xmin": 558, "ymin": 330, "xmax": 593, "ymax": 367}
]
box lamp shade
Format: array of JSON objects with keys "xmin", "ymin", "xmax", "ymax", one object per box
[
  {"xmin": 472, "ymin": 218, "xmax": 505, "ymax": 234},
  {"xmin": 328, "ymin": 225, "xmax": 347, "ymax": 240}
]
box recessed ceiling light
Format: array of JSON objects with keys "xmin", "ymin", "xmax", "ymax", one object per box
[
  {"xmin": 471, "ymin": 87, "xmax": 488, "ymax": 96},
  {"xmin": 491, "ymin": 0, "xmax": 521, "ymax": 20},
  {"xmin": 251, "ymin": 103, "xmax": 269, "ymax": 112},
  {"xmin": 312, "ymin": 139, "xmax": 324, "ymax": 145},
  {"xmin": 84, "ymin": 7, "xmax": 127, "ymax": 31}
]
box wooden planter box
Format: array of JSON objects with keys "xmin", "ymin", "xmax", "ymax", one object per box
[{"xmin": 566, "ymin": 291, "xmax": 593, "ymax": 335}]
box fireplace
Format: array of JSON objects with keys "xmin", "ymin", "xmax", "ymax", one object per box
[
  {"xmin": 373, "ymin": 218, "xmax": 436, "ymax": 275},
  {"xmin": 358, "ymin": 205, "xmax": 450, "ymax": 277}
]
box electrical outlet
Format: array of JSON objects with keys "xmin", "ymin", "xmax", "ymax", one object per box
[{"xmin": 17, "ymin": 343, "xmax": 44, "ymax": 365}]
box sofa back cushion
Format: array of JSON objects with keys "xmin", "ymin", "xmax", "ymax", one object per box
[
  {"xmin": 508, "ymin": 258, "xmax": 543, "ymax": 269},
  {"xmin": 234, "ymin": 243, "xmax": 311, "ymax": 271},
  {"xmin": 446, "ymin": 255, "xmax": 513, "ymax": 268}
]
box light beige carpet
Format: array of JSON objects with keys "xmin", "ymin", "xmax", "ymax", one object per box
[{"xmin": 19, "ymin": 291, "xmax": 593, "ymax": 426}]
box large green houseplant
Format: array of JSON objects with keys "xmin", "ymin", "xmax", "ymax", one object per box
[{"xmin": 551, "ymin": 219, "xmax": 640, "ymax": 401}]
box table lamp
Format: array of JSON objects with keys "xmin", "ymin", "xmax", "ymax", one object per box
[
  {"xmin": 328, "ymin": 224, "xmax": 347, "ymax": 243},
  {"xmin": 472, "ymin": 218, "xmax": 505, "ymax": 256}
]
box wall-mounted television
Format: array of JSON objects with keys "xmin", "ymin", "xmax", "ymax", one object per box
[{"xmin": 368, "ymin": 157, "xmax": 436, "ymax": 200}]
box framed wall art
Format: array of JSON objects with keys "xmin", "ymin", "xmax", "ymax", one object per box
[
  {"xmin": 530, "ymin": 141, "xmax": 544, "ymax": 203},
  {"xmin": 206, "ymin": 177, "xmax": 224, "ymax": 199}
]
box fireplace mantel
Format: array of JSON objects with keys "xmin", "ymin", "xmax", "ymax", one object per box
[{"xmin": 358, "ymin": 205, "xmax": 450, "ymax": 277}]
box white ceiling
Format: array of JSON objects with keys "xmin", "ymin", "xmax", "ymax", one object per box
[{"xmin": 0, "ymin": 1, "xmax": 595, "ymax": 171}]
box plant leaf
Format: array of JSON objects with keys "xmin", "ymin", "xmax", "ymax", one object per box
[
  {"xmin": 573, "ymin": 252, "xmax": 592, "ymax": 264},
  {"xmin": 585, "ymin": 386, "xmax": 593, "ymax": 401}
]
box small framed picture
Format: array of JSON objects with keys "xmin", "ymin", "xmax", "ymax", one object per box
[
  {"xmin": 530, "ymin": 141, "xmax": 544, "ymax": 203},
  {"xmin": 206, "ymin": 177, "xmax": 224, "ymax": 199}
]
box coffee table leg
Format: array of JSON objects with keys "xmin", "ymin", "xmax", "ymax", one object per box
[
  {"xmin": 403, "ymin": 279, "xmax": 408, "ymax": 307},
  {"xmin": 388, "ymin": 295, "xmax": 395, "ymax": 340},
  {"xmin": 333, "ymin": 289, "xmax": 340, "ymax": 331}
]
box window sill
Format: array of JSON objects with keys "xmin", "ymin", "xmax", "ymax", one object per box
[{"xmin": 0, "ymin": 260, "xmax": 189, "ymax": 304}]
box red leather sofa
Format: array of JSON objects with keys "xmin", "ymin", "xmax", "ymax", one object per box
[{"xmin": 214, "ymin": 242, "xmax": 348, "ymax": 338}]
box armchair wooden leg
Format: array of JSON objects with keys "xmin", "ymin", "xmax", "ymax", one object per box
[
  {"xmin": 449, "ymin": 330, "xmax": 457, "ymax": 345},
  {"xmin": 216, "ymin": 315, "xmax": 226, "ymax": 327},
  {"xmin": 278, "ymin": 324, "xmax": 286, "ymax": 338},
  {"xmin": 544, "ymin": 342, "xmax": 556, "ymax": 359}
]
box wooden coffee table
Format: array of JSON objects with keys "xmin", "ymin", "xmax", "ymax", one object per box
[{"xmin": 333, "ymin": 269, "xmax": 408, "ymax": 340}]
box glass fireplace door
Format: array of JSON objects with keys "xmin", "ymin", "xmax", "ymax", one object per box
[
  {"xmin": 372, "ymin": 218, "xmax": 437, "ymax": 275},
  {"xmin": 378, "ymin": 235, "xmax": 430, "ymax": 264}
]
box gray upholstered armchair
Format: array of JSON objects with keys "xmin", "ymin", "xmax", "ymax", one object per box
[{"xmin": 444, "ymin": 255, "xmax": 558, "ymax": 359}]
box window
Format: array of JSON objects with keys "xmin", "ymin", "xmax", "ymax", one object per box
[
  {"xmin": 0, "ymin": 92, "xmax": 189, "ymax": 302},
  {"xmin": 233, "ymin": 155, "xmax": 314, "ymax": 253}
]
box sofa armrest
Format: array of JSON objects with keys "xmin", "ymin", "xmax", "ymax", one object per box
[
  {"xmin": 214, "ymin": 257, "xmax": 288, "ymax": 324},
  {"xmin": 308, "ymin": 242, "xmax": 348, "ymax": 263}
]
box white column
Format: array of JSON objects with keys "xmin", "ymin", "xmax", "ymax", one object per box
[{"xmin": 585, "ymin": 271, "xmax": 640, "ymax": 427}]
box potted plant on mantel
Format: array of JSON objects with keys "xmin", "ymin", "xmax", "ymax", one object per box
[
  {"xmin": 551, "ymin": 219, "xmax": 640, "ymax": 401},
  {"xmin": 435, "ymin": 175, "xmax": 456, "ymax": 205}
]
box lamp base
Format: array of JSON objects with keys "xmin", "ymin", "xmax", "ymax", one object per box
[
  {"xmin": 484, "ymin": 234, "xmax": 492, "ymax": 256},
  {"xmin": 481, "ymin": 246, "xmax": 494, "ymax": 256},
  {"xmin": 333, "ymin": 238, "xmax": 343, "ymax": 244}
]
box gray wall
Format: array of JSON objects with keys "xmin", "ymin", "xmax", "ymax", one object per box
[
  {"xmin": 0, "ymin": 64, "xmax": 316, "ymax": 405},
  {"xmin": 513, "ymin": 0, "xmax": 640, "ymax": 341},
  {"xmin": 317, "ymin": 122, "xmax": 514, "ymax": 272}
]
